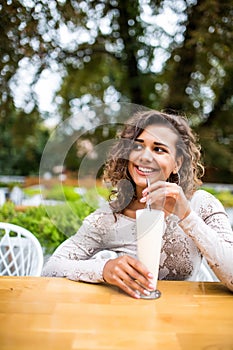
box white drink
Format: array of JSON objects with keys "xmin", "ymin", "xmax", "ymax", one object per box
[{"xmin": 136, "ymin": 209, "xmax": 165, "ymax": 298}]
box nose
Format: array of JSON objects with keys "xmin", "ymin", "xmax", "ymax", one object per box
[{"xmin": 139, "ymin": 147, "xmax": 153, "ymax": 163}]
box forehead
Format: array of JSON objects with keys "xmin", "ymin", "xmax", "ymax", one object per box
[{"xmin": 138, "ymin": 124, "xmax": 178, "ymax": 149}]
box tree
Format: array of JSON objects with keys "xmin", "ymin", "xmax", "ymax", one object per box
[
  {"xmin": 0, "ymin": 1, "xmax": 52, "ymax": 175},
  {"xmin": 160, "ymin": 0, "xmax": 233, "ymax": 182},
  {"xmin": 0, "ymin": 103, "xmax": 49, "ymax": 175},
  {"xmin": 55, "ymin": 0, "xmax": 162, "ymax": 116},
  {"xmin": 1, "ymin": 0, "xmax": 233, "ymax": 181}
]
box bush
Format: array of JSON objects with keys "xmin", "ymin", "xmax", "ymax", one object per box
[
  {"xmin": 23, "ymin": 187, "xmax": 41, "ymax": 197},
  {"xmin": 43, "ymin": 185, "xmax": 81, "ymax": 201},
  {"xmin": 202, "ymin": 187, "xmax": 233, "ymax": 207},
  {"xmin": 0, "ymin": 185, "xmax": 108, "ymax": 255},
  {"xmin": 42, "ymin": 184, "xmax": 110, "ymax": 203},
  {"xmin": 0, "ymin": 199, "xmax": 95, "ymax": 254},
  {"xmin": 215, "ymin": 191, "xmax": 233, "ymax": 207}
]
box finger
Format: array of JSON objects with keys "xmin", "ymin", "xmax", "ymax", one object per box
[
  {"xmin": 122, "ymin": 265, "xmax": 155, "ymax": 293},
  {"xmin": 127, "ymin": 277, "xmax": 153, "ymax": 297},
  {"xmin": 112, "ymin": 256, "xmax": 156, "ymax": 294},
  {"xmin": 165, "ymin": 184, "xmax": 180, "ymax": 198},
  {"xmin": 117, "ymin": 278, "xmax": 142, "ymax": 299},
  {"xmin": 126, "ymin": 257, "xmax": 156, "ymax": 290},
  {"xmin": 107, "ymin": 269, "xmax": 143, "ymax": 299},
  {"xmin": 116, "ymin": 274, "xmax": 153, "ymax": 299},
  {"xmin": 140, "ymin": 187, "xmax": 166, "ymax": 203},
  {"xmin": 103, "ymin": 256, "xmax": 148, "ymax": 296},
  {"xmin": 142, "ymin": 180, "xmax": 166, "ymax": 195},
  {"xmin": 149, "ymin": 181, "xmax": 180, "ymax": 195},
  {"xmin": 150, "ymin": 184, "xmax": 180, "ymax": 206},
  {"xmin": 141, "ymin": 179, "xmax": 158, "ymax": 194}
]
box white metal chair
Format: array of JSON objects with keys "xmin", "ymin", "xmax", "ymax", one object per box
[
  {"xmin": 0, "ymin": 222, "xmax": 44, "ymax": 276},
  {"xmin": 196, "ymin": 257, "xmax": 219, "ymax": 282}
]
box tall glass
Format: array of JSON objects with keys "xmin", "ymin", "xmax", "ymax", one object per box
[{"xmin": 136, "ymin": 208, "xmax": 165, "ymax": 299}]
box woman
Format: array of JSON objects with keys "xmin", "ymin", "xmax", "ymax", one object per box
[{"xmin": 42, "ymin": 110, "xmax": 233, "ymax": 298}]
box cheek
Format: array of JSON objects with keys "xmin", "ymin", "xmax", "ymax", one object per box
[
  {"xmin": 158, "ymin": 157, "xmax": 176, "ymax": 176},
  {"xmin": 128, "ymin": 152, "xmax": 137, "ymax": 170},
  {"xmin": 128, "ymin": 150, "xmax": 136, "ymax": 162},
  {"xmin": 128, "ymin": 161, "xmax": 134, "ymax": 178}
]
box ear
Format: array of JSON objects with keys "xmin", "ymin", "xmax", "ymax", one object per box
[{"xmin": 173, "ymin": 156, "xmax": 183, "ymax": 174}]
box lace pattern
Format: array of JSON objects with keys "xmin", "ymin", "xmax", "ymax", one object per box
[
  {"xmin": 42, "ymin": 190, "xmax": 233, "ymax": 292},
  {"xmin": 159, "ymin": 214, "xmax": 201, "ymax": 280}
]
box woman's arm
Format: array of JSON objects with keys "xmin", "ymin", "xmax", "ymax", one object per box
[
  {"xmin": 179, "ymin": 190, "xmax": 233, "ymax": 292},
  {"xmin": 42, "ymin": 208, "xmax": 157, "ymax": 298},
  {"xmin": 42, "ymin": 210, "xmax": 114, "ymax": 283}
]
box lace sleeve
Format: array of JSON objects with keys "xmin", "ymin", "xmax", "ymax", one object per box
[
  {"xmin": 41, "ymin": 209, "xmax": 116, "ymax": 283},
  {"xmin": 179, "ymin": 190, "xmax": 233, "ymax": 292}
]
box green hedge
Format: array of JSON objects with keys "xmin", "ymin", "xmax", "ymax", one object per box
[
  {"xmin": 1, "ymin": 184, "xmax": 232, "ymax": 255},
  {"xmin": 201, "ymin": 187, "xmax": 233, "ymax": 207},
  {"xmin": 43, "ymin": 185, "xmax": 81, "ymax": 201},
  {"xmin": 0, "ymin": 185, "xmax": 110, "ymax": 254},
  {"xmin": 0, "ymin": 200, "xmax": 95, "ymax": 254}
]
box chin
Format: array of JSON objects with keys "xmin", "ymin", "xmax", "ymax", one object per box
[{"xmin": 133, "ymin": 175, "xmax": 148, "ymax": 188}]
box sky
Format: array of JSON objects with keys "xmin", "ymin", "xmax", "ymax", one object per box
[{"xmin": 10, "ymin": 1, "xmax": 188, "ymax": 127}]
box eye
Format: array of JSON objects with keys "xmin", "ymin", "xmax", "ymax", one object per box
[
  {"xmin": 154, "ymin": 146, "xmax": 167, "ymax": 153},
  {"xmin": 131, "ymin": 142, "xmax": 143, "ymax": 151}
]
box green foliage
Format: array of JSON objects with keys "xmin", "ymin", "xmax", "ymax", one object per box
[
  {"xmin": 43, "ymin": 185, "xmax": 81, "ymax": 201},
  {"xmin": 0, "ymin": 182, "xmax": 22, "ymax": 190},
  {"xmin": 215, "ymin": 192, "xmax": 233, "ymax": 207},
  {"xmin": 82, "ymin": 186, "xmax": 110, "ymax": 208},
  {"xmin": 0, "ymin": 185, "xmax": 108, "ymax": 254},
  {"xmin": 201, "ymin": 187, "xmax": 218, "ymax": 196},
  {"xmin": 41, "ymin": 184, "xmax": 110, "ymax": 205},
  {"xmin": 0, "ymin": 199, "xmax": 95, "ymax": 254},
  {"xmin": 1, "ymin": 0, "xmax": 233, "ymax": 181},
  {"xmin": 201, "ymin": 187, "xmax": 233, "ymax": 207},
  {"xmin": 23, "ymin": 187, "xmax": 41, "ymax": 197},
  {"xmin": 40, "ymin": 184, "xmax": 110, "ymax": 206},
  {"xmin": 96, "ymin": 186, "xmax": 110, "ymax": 200},
  {"xmin": 0, "ymin": 109, "xmax": 50, "ymax": 175}
]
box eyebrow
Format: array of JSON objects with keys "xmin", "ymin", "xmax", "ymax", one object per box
[{"xmin": 135, "ymin": 138, "xmax": 169, "ymax": 148}]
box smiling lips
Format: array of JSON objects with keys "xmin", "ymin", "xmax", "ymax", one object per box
[{"xmin": 135, "ymin": 165, "xmax": 158, "ymax": 176}]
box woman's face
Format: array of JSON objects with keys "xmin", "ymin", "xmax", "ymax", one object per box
[{"xmin": 128, "ymin": 124, "xmax": 181, "ymax": 192}]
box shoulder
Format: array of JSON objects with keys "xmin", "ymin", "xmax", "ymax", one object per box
[
  {"xmin": 92, "ymin": 202, "xmax": 114, "ymax": 216},
  {"xmin": 191, "ymin": 189, "xmax": 220, "ymax": 203},
  {"xmin": 82, "ymin": 202, "xmax": 116, "ymax": 226},
  {"xmin": 191, "ymin": 189, "xmax": 214, "ymax": 202},
  {"xmin": 190, "ymin": 189, "xmax": 226, "ymax": 217}
]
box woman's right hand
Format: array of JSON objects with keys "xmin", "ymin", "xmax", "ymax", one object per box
[{"xmin": 103, "ymin": 255, "xmax": 156, "ymax": 298}]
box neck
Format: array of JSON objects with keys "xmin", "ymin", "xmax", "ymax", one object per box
[
  {"xmin": 136, "ymin": 188, "xmax": 144, "ymax": 201},
  {"xmin": 128, "ymin": 197, "xmax": 145, "ymax": 210}
]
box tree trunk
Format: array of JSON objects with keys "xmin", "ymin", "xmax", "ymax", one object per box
[
  {"xmin": 117, "ymin": 0, "xmax": 144, "ymax": 104},
  {"xmin": 163, "ymin": 2, "xmax": 203, "ymax": 112}
]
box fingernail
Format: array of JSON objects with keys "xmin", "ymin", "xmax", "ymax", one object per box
[
  {"xmin": 143, "ymin": 289, "xmax": 151, "ymax": 296},
  {"xmin": 134, "ymin": 290, "xmax": 141, "ymax": 299},
  {"xmin": 148, "ymin": 283, "xmax": 156, "ymax": 290},
  {"xmin": 140, "ymin": 197, "xmax": 146, "ymax": 203}
]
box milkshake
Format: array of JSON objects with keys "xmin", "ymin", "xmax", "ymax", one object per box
[{"xmin": 136, "ymin": 208, "xmax": 165, "ymax": 299}]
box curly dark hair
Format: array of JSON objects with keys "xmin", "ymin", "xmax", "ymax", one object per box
[{"xmin": 103, "ymin": 110, "xmax": 204, "ymax": 213}]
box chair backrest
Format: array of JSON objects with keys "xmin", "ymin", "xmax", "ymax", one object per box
[
  {"xmin": 196, "ymin": 257, "xmax": 219, "ymax": 282},
  {"xmin": 0, "ymin": 222, "xmax": 44, "ymax": 276}
]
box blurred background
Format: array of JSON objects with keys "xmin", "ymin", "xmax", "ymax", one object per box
[
  {"xmin": 1, "ymin": 0, "xmax": 233, "ymax": 179},
  {"xmin": 0, "ymin": 0, "xmax": 233, "ymax": 250}
]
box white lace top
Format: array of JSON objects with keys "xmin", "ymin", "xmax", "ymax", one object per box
[{"xmin": 42, "ymin": 190, "xmax": 233, "ymax": 292}]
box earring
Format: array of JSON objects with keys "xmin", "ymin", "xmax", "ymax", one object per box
[
  {"xmin": 167, "ymin": 170, "xmax": 181, "ymax": 185},
  {"xmin": 173, "ymin": 171, "xmax": 180, "ymax": 186}
]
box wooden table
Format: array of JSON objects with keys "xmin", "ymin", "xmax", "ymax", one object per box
[{"xmin": 0, "ymin": 277, "xmax": 232, "ymax": 350}]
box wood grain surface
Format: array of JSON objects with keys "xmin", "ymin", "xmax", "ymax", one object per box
[{"xmin": 0, "ymin": 277, "xmax": 232, "ymax": 350}]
